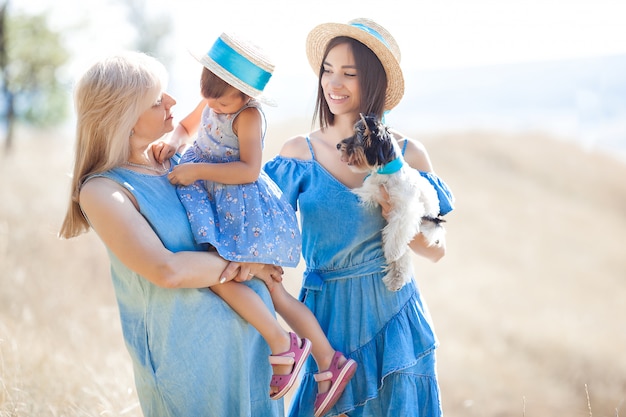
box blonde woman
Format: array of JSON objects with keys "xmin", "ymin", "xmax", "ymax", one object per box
[{"xmin": 59, "ymin": 51, "xmax": 284, "ymax": 417}]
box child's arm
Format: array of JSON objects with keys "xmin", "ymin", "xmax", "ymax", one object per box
[
  {"xmin": 168, "ymin": 106, "xmax": 263, "ymax": 186},
  {"xmin": 153, "ymin": 100, "xmax": 206, "ymax": 163}
]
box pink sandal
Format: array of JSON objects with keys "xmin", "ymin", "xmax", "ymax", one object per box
[
  {"xmin": 313, "ymin": 351, "xmax": 357, "ymax": 417},
  {"xmin": 269, "ymin": 332, "xmax": 312, "ymax": 400}
]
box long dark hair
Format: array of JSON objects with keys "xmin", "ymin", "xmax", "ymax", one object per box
[{"xmin": 313, "ymin": 36, "xmax": 387, "ymax": 130}]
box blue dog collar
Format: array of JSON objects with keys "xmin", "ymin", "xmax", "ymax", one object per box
[{"xmin": 377, "ymin": 157, "xmax": 405, "ymax": 175}]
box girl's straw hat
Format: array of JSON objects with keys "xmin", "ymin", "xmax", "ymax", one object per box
[
  {"xmin": 192, "ymin": 32, "xmax": 276, "ymax": 106},
  {"xmin": 306, "ymin": 18, "xmax": 404, "ymax": 110}
]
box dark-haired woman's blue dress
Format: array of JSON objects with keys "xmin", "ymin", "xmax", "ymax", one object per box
[{"xmin": 264, "ymin": 137, "xmax": 454, "ymax": 417}]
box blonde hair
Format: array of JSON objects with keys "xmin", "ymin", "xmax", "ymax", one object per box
[{"xmin": 59, "ymin": 51, "xmax": 168, "ymax": 239}]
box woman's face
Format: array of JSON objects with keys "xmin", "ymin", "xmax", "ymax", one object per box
[
  {"xmin": 133, "ymin": 92, "xmax": 176, "ymax": 140},
  {"xmin": 321, "ymin": 42, "xmax": 361, "ymax": 116}
]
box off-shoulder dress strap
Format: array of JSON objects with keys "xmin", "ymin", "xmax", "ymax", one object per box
[
  {"xmin": 400, "ymin": 138, "xmax": 409, "ymax": 155},
  {"xmin": 304, "ymin": 136, "xmax": 316, "ymax": 161}
]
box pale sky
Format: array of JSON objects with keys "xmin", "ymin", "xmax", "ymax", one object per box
[
  {"xmin": 16, "ymin": 0, "xmax": 626, "ymax": 121},
  {"xmin": 20, "ymin": 0, "xmax": 626, "ymax": 72}
]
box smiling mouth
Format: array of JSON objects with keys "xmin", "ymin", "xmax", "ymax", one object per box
[{"xmin": 329, "ymin": 94, "xmax": 348, "ymax": 100}]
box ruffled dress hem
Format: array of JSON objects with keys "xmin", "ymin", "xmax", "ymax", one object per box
[{"xmin": 289, "ymin": 289, "xmax": 439, "ymax": 416}]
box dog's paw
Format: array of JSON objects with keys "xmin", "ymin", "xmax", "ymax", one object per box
[
  {"xmin": 382, "ymin": 262, "xmax": 408, "ymax": 291},
  {"xmin": 382, "ymin": 223, "xmax": 414, "ymax": 261},
  {"xmin": 382, "ymin": 238, "xmax": 405, "ymax": 263},
  {"xmin": 420, "ymin": 218, "xmax": 446, "ymax": 246},
  {"xmin": 352, "ymin": 182, "xmax": 381, "ymax": 208},
  {"xmin": 414, "ymin": 175, "xmax": 441, "ymax": 218},
  {"xmin": 382, "ymin": 273, "xmax": 404, "ymax": 291}
]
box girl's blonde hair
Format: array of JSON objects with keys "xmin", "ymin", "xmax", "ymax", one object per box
[{"xmin": 59, "ymin": 51, "xmax": 167, "ymax": 239}]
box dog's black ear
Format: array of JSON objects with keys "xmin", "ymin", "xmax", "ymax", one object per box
[
  {"xmin": 362, "ymin": 115, "xmax": 397, "ymax": 166},
  {"xmin": 363, "ymin": 114, "xmax": 378, "ymax": 136},
  {"xmin": 361, "ymin": 114, "xmax": 380, "ymax": 162}
]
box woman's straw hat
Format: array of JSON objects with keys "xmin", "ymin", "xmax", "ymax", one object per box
[
  {"xmin": 306, "ymin": 18, "xmax": 404, "ymax": 110},
  {"xmin": 192, "ymin": 33, "xmax": 276, "ymax": 106}
]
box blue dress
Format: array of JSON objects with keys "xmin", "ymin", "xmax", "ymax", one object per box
[
  {"xmin": 263, "ymin": 138, "xmax": 454, "ymax": 417},
  {"xmin": 177, "ymin": 100, "xmax": 301, "ymax": 267},
  {"xmin": 91, "ymin": 159, "xmax": 284, "ymax": 417}
]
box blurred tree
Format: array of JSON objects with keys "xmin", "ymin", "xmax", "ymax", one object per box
[
  {"xmin": 122, "ymin": 0, "xmax": 173, "ymax": 66},
  {"xmin": 0, "ymin": 2, "xmax": 69, "ymax": 151}
]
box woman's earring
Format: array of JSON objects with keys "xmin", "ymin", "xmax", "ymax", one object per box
[{"xmin": 130, "ymin": 129, "xmax": 135, "ymax": 137}]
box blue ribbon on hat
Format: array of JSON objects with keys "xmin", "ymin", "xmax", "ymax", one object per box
[
  {"xmin": 207, "ymin": 37, "xmax": 272, "ymax": 92},
  {"xmin": 350, "ymin": 22, "xmax": 390, "ymax": 49}
]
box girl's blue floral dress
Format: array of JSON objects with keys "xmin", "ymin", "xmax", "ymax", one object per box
[{"xmin": 177, "ymin": 99, "xmax": 301, "ymax": 267}]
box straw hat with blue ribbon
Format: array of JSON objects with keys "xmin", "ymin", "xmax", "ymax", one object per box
[
  {"xmin": 192, "ymin": 32, "xmax": 276, "ymax": 106},
  {"xmin": 306, "ymin": 18, "xmax": 404, "ymax": 110}
]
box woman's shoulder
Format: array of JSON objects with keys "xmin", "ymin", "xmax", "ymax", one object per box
[
  {"xmin": 390, "ymin": 130, "xmax": 433, "ymax": 172},
  {"xmin": 264, "ymin": 136, "xmax": 314, "ymax": 185},
  {"xmin": 80, "ymin": 171, "xmax": 142, "ymax": 213},
  {"xmin": 81, "ymin": 171, "xmax": 131, "ymax": 195},
  {"xmin": 79, "ymin": 174, "xmax": 123, "ymax": 205},
  {"xmin": 278, "ymin": 133, "xmax": 313, "ymax": 160}
]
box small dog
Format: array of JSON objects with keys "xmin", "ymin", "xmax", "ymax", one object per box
[{"xmin": 337, "ymin": 114, "xmax": 445, "ymax": 291}]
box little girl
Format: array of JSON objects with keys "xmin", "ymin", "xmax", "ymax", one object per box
[{"xmin": 166, "ymin": 33, "xmax": 356, "ymax": 415}]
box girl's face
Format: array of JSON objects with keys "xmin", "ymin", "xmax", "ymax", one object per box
[
  {"xmin": 321, "ymin": 42, "xmax": 361, "ymax": 116},
  {"xmin": 133, "ymin": 92, "xmax": 176, "ymax": 140},
  {"xmin": 206, "ymin": 87, "xmax": 249, "ymax": 114}
]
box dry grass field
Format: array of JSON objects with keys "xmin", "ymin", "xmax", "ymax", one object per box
[{"xmin": 1, "ymin": 122, "xmax": 625, "ymax": 417}]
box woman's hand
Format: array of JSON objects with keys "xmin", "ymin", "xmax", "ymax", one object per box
[
  {"xmin": 219, "ymin": 262, "xmax": 284, "ymax": 290},
  {"xmin": 409, "ymin": 232, "xmax": 446, "ymax": 262},
  {"xmin": 377, "ymin": 185, "xmax": 392, "ymax": 220}
]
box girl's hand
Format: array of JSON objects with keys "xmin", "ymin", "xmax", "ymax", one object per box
[
  {"xmin": 253, "ymin": 264, "xmax": 284, "ymax": 293},
  {"xmin": 152, "ymin": 141, "xmax": 177, "ymax": 163},
  {"xmin": 167, "ymin": 163, "xmax": 200, "ymax": 186}
]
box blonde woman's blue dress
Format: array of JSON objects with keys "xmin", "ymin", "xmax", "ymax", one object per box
[{"xmin": 90, "ymin": 160, "xmax": 283, "ymax": 417}]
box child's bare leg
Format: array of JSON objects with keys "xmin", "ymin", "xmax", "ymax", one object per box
[
  {"xmin": 211, "ymin": 281, "xmax": 291, "ymax": 355},
  {"xmin": 213, "ymin": 281, "xmax": 311, "ymax": 397},
  {"xmin": 269, "ymin": 283, "xmax": 350, "ymax": 394}
]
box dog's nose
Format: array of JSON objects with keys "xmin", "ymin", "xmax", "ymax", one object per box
[{"xmin": 336, "ymin": 143, "xmax": 341, "ymax": 150}]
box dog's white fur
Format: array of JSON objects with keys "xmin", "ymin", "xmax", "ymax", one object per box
[{"xmin": 353, "ymin": 156, "xmax": 444, "ymax": 291}]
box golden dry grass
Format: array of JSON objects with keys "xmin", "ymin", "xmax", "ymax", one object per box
[
  {"xmin": 416, "ymin": 130, "xmax": 626, "ymax": 417},
  {"xmin": 1, "ymin": 122, "xmax": 625, "ymax": 416}
]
